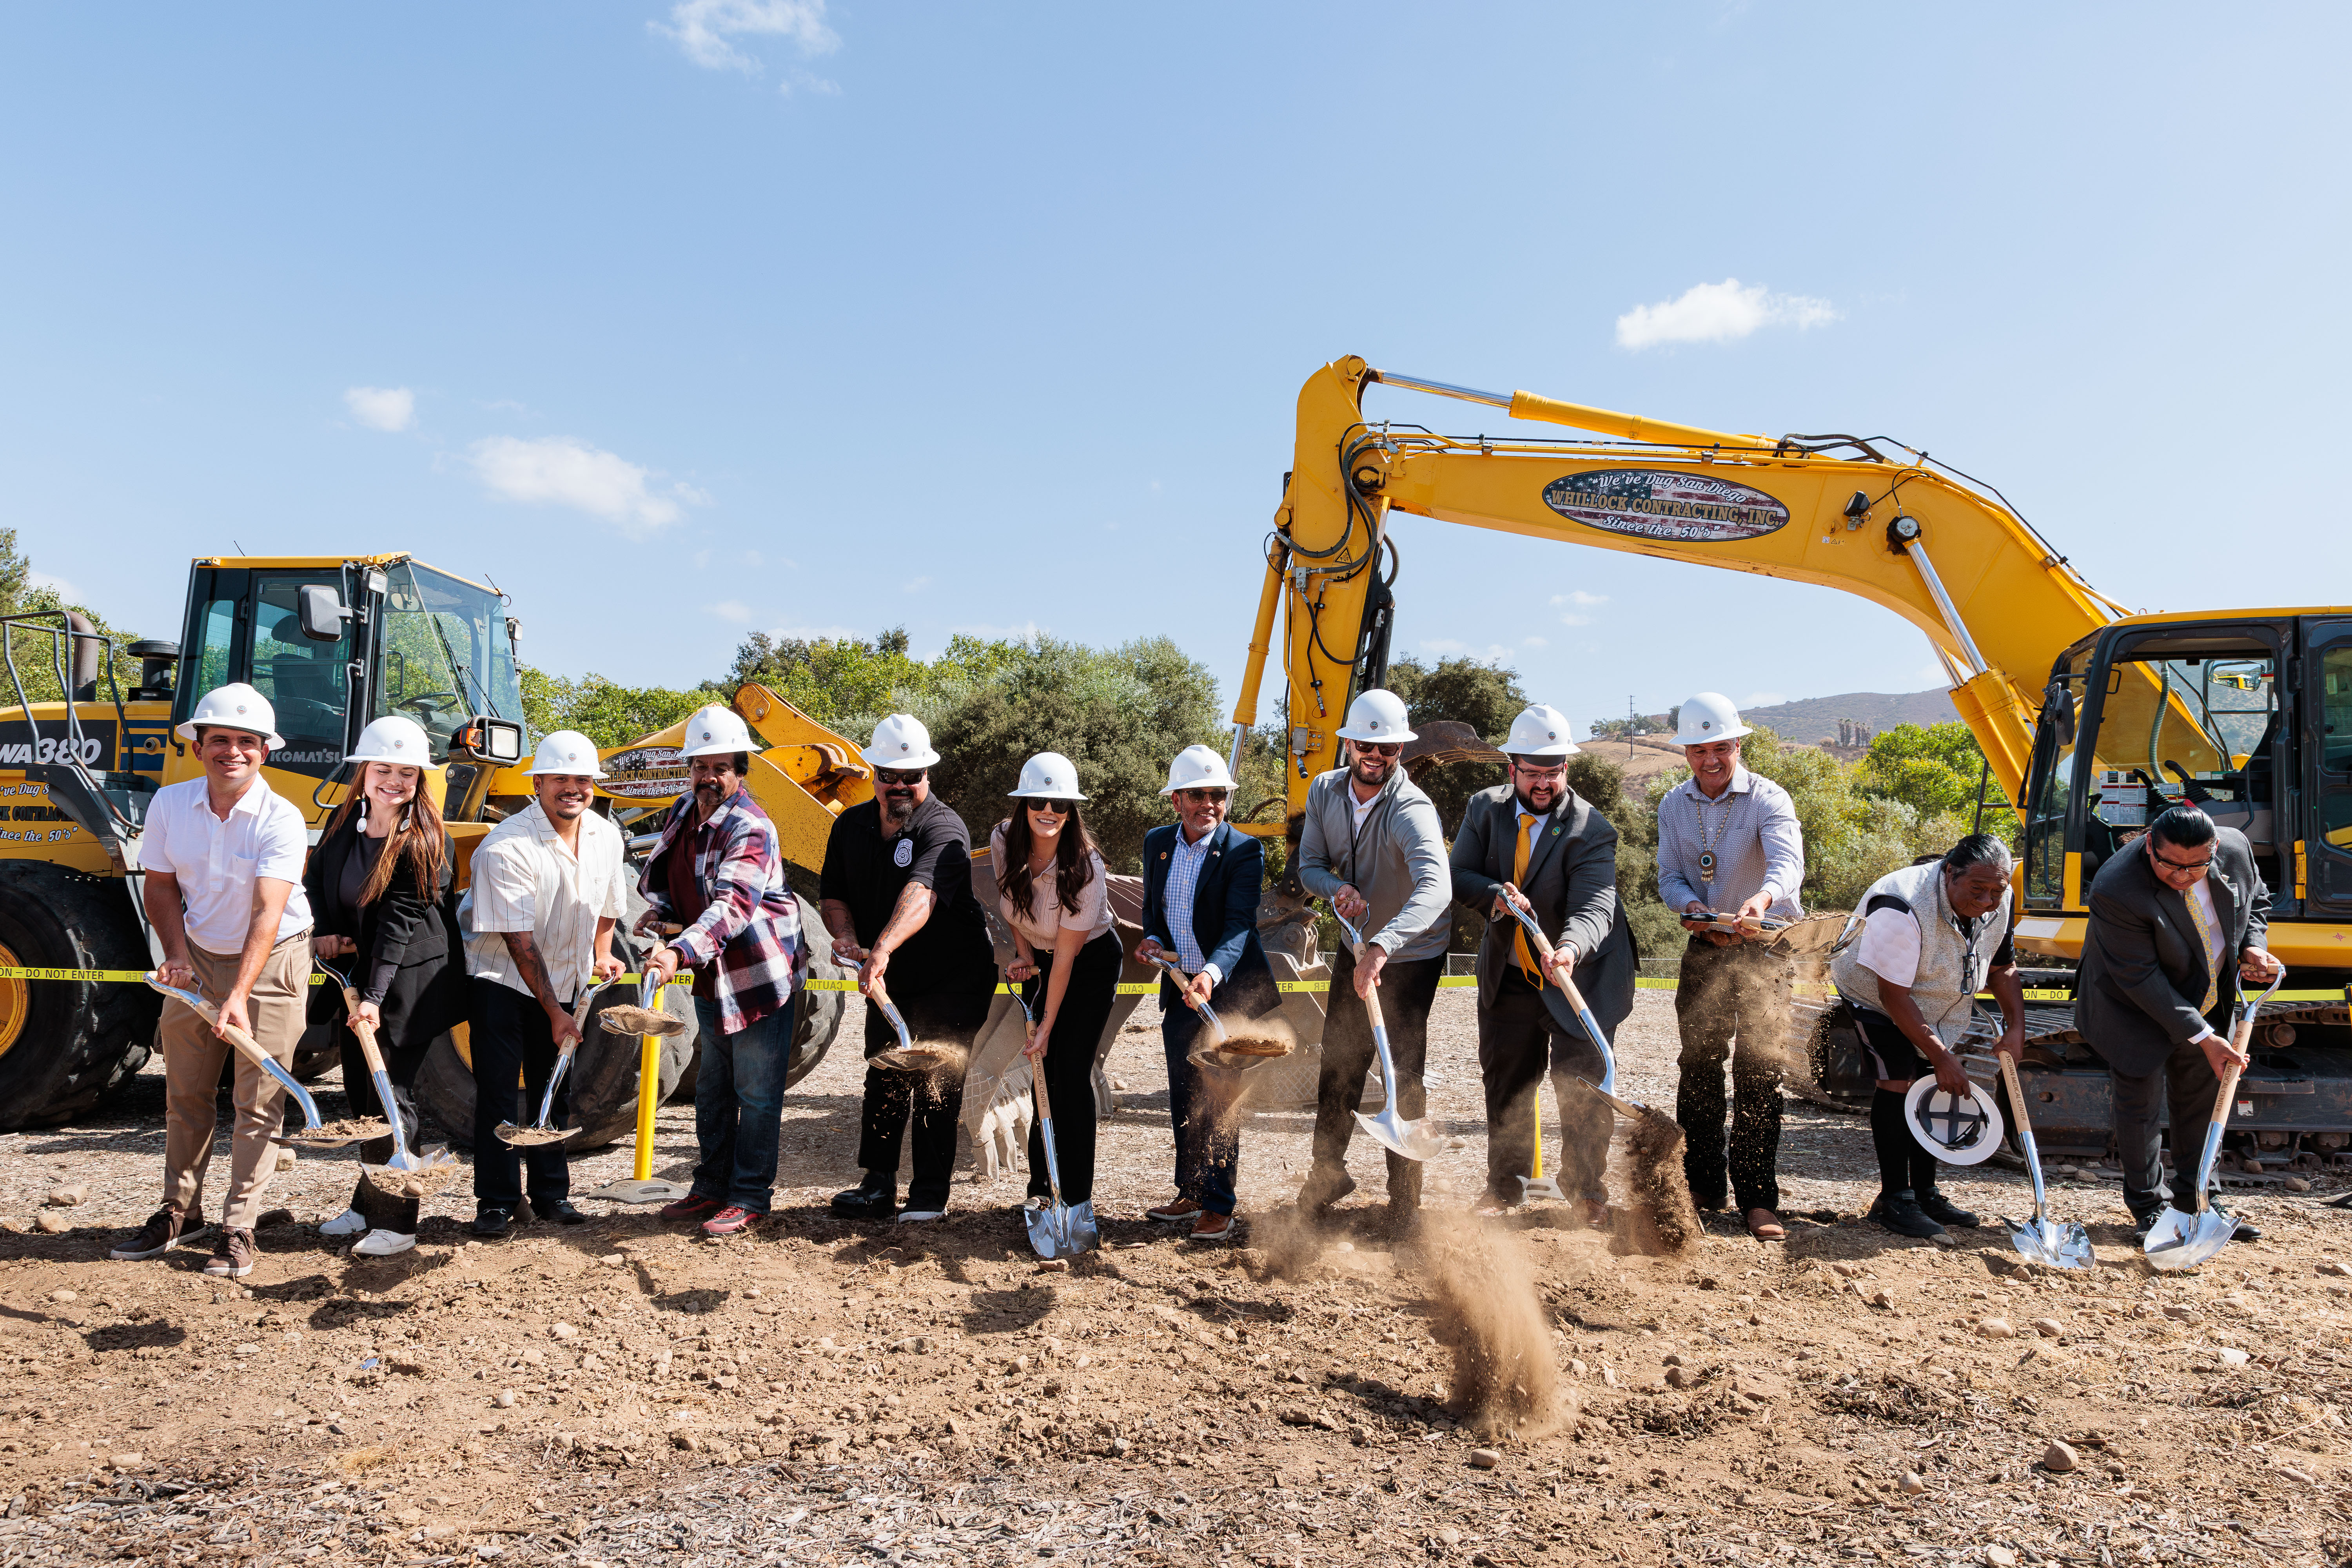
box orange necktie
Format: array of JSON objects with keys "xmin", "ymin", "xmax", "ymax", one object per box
[
  {"xmin": 1513, "ymin": 811, "xmax": 1543, "ymax": 985},
  {"xmin": 2183, "ymin": 882, "xmax": 2222, "ymax": 1015}
]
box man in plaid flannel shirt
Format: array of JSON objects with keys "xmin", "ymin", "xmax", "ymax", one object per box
[{"xmin": 639, "ymin": 705, "xmax": 804, "ymax": 1238}]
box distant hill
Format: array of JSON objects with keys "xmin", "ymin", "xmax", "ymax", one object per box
[{"xmin": 1743, "ymin": 689, "xmax": 1959, "ymax": 744}]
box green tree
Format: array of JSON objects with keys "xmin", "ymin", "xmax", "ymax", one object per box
[
  {"xmin": 519, "ymin": 667, "xmax": 707, "ymax": 748},
  {"xmin": 1856, "ymin": 721, "xmax": 2017, "ymax": 841},
  {"xmin": 1387, "ymin": 653, "xmax": 1526, "ymax": 827},
  {"xmin": 0, "ymin": 528, "xmax": 144, "ymax": 707}
]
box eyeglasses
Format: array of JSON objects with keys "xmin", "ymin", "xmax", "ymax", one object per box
[
  {"xmin": 1027, "ymin": 798, "xmax": 1078, "ymax": 815},
  {"xmin": 875, "ymin": 768, "xmax": 927, "ymax": 787},
  {"xmin": 1178, "ymin": 788, "xmax": 1229, "ymax": 804},
  {"xmin": 1355, "ymin": 742, "xmax": 1403, "ymax": 759},
  {"xmin": 1511, "ymin": 760, "xmax": 1567, "ymax": 779},
  {"xmin": 2149, "ymin": 845, "xmax": 2212, "ymax": 875}
]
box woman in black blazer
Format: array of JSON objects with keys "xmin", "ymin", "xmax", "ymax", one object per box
[{"xmin": 301, "ymin": 716, "xmax": 468, "ymax": 1255}]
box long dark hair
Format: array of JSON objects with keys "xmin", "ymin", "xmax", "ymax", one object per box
[
  {"xmin": 1001, "ymin": 800, "xmax": 1100, "ymax": 918},
  {"xmin": 325, "ymin": 762, "xmax": 449, "ymax": 906}
]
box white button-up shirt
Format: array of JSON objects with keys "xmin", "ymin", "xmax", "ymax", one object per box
[
  {"xmin": 138, "ymin": 776, "xmax": 312, "ymax": 955},
  {"xmin": 464, "ymin": 802, "xmax": 626, "ymax": 1004},
  {"xmin": 1165, "ymin": 823, "xmax": 1223, "ymax": 983}
]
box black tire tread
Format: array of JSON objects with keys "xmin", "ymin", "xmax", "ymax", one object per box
[{"xmin": 0, "ymin": 863, "xmax": 159, "ymax": 1130}]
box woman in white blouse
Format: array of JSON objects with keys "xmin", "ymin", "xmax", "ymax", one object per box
[{"xmin": 990, "ymin": 752, "xmax": 1121, "ymax": 1211}]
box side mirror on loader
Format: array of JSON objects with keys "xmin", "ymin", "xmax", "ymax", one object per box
[
  {"xmin": 298, "ymin": 584, "xmax": 350, "ymax": 642},
  {"xmin": 452, "ymin": 716, "xmax": 524, "ymax": 765}
]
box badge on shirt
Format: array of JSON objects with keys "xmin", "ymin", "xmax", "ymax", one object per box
[{"xmin": 893, "ymin": 838, "xmax": 913, "ymax": 869}]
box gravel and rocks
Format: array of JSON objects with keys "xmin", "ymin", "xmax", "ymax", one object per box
[{"xmin": 2, "ymin": 990, "xmax": 2351, "ymax": 1565}]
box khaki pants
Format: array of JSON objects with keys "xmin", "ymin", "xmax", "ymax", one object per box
[{"xmin": 160, "ymin": 931, "xmax": 313, "ymax": 1230}]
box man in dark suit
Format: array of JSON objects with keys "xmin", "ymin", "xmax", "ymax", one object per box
[
  {"xmin": 1136, "ymin": 744, "xmax": 1278, "ymax": 1242},
  {"xmin": 1449, "ymin": 704, "xmax": 1637, "ymax": 1222},
  {"xmin": 2077, "ymin": 805, "xmax": 2283, "ymax": 1240}
]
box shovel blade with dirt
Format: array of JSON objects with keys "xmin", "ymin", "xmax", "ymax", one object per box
[
  {"xmin": 1995, "ymin": 1053, "xmax": 2092, "ymax": 1270},
  {"xmin": 144, "ymin": 975, "xmax": 332, "ymax": 1135},
  {"xmin": 2147, "ymin": 970, "xmax": 2283, "ymax": 1272},
  {"xmin": 315, "ymin": 970, "xmax": 460, "ymax": 1198},
  {"xmin": 498, "ymin": 981, "xmax": 613, "ymax": 1147},
  {"xmin": 1016, "ymin": 994, "xmax": 1096, "ymax": 1258}
]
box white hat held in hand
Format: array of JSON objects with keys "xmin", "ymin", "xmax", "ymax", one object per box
[
  {"xmin": 347, "ymin": 715, "xmax": 431, "ymax": 767},
  {"xmin": 1503, "ymin": 703, "xmax": 1579, "ymax": 759},
  {"xmin": 176, "ymin": 682, "xmax": 284, "ymax": 750},
  {"xmin": 1159, "ymin": 744, "xmax": 1236, "ymax": 795},
  {"xmin": 1334, "ymin": 688, "xmax": 1416, "ymax": 744},
  {"xmin": 526, "ymin": 730, "xmax": 609, "ymax": 778},
  {"xmin": 1009, "ymin": 751, "xmax": 1087, "ymax": 800},
  {"xmin": 680, "ymin": 703, "xmax": 755, "ymax": 761},
  {"xmin": 862, "ymin": 713, "xmax": 941, "ymax": 770},
  {"xmin": 1672, "ymin": 691, "xmax": 1753, "ymax": 746}
]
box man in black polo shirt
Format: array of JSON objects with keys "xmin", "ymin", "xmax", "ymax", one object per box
[{"xmin": 820, "ymin": 713, "xmax": 996, "ymax": 1222}]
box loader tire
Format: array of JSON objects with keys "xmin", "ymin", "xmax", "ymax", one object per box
[
  {"xmin": 788, "ymin": 947, "xmax": 847, "ymax": 1090},
  {"xmin": 0, "ymin": 864, "xmax": 159, "ymax": 1131},
  {"xmin": 410, "ymin": 983, "xmax": 698, "ymax": 1154},
  {"xmin": 1793, "ymin": 1001, "xmax": 1873, "ymax": 1112}
]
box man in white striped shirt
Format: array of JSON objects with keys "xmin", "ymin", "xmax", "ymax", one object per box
[{"xmin": 1654, "ymin": 693, "xmax": 1805, "ymax": 1243}]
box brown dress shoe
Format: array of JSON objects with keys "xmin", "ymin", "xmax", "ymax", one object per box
[
  {"xmin": 203, "ymin": 1228, "xmax": 256, "ymax": 1279},
  {"xmin": 1189, "ymin": 1211, "xmax": 1234, "ymax": 1242},
  {"xmin": 110, "ymin": 1203, "xmax": 209, "ymax": 1261}
]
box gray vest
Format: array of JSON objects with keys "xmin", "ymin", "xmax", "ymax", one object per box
[{"xmin": 1830, "ymin": 860, "xmax": 2012, "ymax": 1047}]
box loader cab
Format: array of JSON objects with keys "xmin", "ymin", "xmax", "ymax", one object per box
[{"xmin": 2022, "ymin": 610, "xmax": 2352, "ymax": 947}]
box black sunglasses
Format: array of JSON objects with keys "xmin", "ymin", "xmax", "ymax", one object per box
[
  {"xmin": 1354, "ymin": 741, "xmax": 1404, "ymax": 758},
  {"xmin": 1027, "ymin": 798, "xmax": 1079, "ymax": 815},
  {"xmin": 1178, "ymin": 788, "xmax": 1229, "ymax": 803},
  {"xmin": 875, "ymin": 768, "xmax": 927, "ymax": 787}
]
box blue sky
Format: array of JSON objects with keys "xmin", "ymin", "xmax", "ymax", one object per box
[{"xmin": 5, "ymin": 4, "xmax": 2347, "ymax": 740}]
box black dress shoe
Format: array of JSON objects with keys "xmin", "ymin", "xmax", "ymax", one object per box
[
  {"xmin": 1868, "ymin": 1191, "xmax": 1947, "ymax": 1240},
  {"xmin": 534, "ymin": 1198, "xmax": 587, "ymax": 1226},
  {"xmin": 472, "ymin": 1207, "xmax": 514, "ymax": 1238},
  {"xmin": 830, "ymin": 1173, "xmax": 897, "ymax": 1220},
  {"xmin": 2208, "ymin": 1199, "xmax": 2260, "ymax": 1242},
  {"xmin": 2129, "ymin": 1207, "xmax": 2163, "ymax": 1240},
  {"xmin": 1916, "ymin": 1189, "xmax": 1980, "ymax": 1228}
]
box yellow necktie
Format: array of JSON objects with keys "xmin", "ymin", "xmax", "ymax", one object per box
[
  {"xmin": 2182, "ymin": 883, "xmax": 2221, "ymax": 1015},
  {"xmin": 1512, "ymin": 812, "xmax": 1542, "ymax": 985}
]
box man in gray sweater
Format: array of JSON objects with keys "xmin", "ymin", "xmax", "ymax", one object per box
[{"xmin": 1294, "ymin": 689, "xmax": 1454, "ymax": 1227}]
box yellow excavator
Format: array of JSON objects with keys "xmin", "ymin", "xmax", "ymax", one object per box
[
  {"xmin": 0, "ymin": 553, "xmax": 869, "ymax": 1131},
  {"xmin": 1227, "ymin": 356, "xmax": 2352, "ymax": 1161}
]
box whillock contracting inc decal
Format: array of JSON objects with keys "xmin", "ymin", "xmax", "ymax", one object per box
[
  {"xmin": 1541, "ymin": 469, "xmax": 1790, "ymax": 543},
  {"xmin": 603, "ymin": 745, "xmax": 689, "ymax": 800}
]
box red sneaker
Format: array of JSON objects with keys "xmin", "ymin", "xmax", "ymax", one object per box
[
  {"xmin": 701, "ymin": 1205, "xmax": 762, "ymax": 1238},
  {"xmin": 659, "ymin": 1194, "xmax": 723, "ymax": 1222}
]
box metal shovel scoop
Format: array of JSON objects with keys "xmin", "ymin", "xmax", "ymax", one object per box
[
  {"xmin": 1332, "ymin": 910, "xmax": 1446, "ymax": 1163},
  {"xmin": 497, "ymin": 981, "xmax": 610, "ymax": 1147},
  {"xmin": 2147, "ymin": 968, "xmax": 2285, "ymax": 1271},
  {"xmin": 144, "ymin": 974, "xmax": 331, "ymax": 1135},
  {"xmin": 865, "ymin": 974, "xmax": 960, "ymax": 1073},
  {"xmin": 1500, "ymin": 904, "xmax": 1648, "ymax": 1117},
  {"xmin": 315, "ymin": 965, "xmax": 459, "ymax": 1195},
  {"xmin": 1995, "ymin": 1051, "xmax": 2092, "ymax": 1270},
  {"xmin": 1011, "ymin": 991, "xmax": 1097, "ymax": 1258}
]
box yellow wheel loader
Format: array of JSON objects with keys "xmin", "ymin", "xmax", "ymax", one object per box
[
  {"xmin": 1226, "ymin": 358, "xmax": 2352, "ymax": 1163},
  {"xmin": 0, "ymin": 554, "xmax": 870, "ymax": 1133}
]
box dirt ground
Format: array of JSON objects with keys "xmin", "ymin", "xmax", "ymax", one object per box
[{"xmin": 4, "ymin": 990, "xmax": 2352, "ymax": 1567}]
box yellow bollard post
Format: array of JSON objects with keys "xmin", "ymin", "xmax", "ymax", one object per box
[
  {"xmin": 633, "ymin": 1029, "xmax": 659, "ymax": 1183},
  {"xmin": 1519, "ymin": 1085, "xmax": 1564, "ymax": 1203}
]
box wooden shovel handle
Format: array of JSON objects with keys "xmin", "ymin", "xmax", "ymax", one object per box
[
  {"xmin": 1026, "ymin": 1047, "xmax": 1052, "ymax": 1123},
  {"xmin": 1354, "ymin": 944, "xmax": 1386, "ymax": 1033},
  {"xmin": 174, "ymin": 991, "xmax": 283, "ymax": 1077},
  {"xmin": 339, "ymin": 984, "xmax": 391, "ymax": 1078}
]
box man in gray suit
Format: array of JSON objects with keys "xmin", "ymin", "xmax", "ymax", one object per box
[
  {"xmin": 2076, "ymin": 805, "xmax": 2282, "ymax": 1241},
  {"xmin": 1450, "ymin": 704, "xmax": 1637, "ymax": 1222}
]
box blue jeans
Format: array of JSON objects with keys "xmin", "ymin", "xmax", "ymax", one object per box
[
  {"xmin": 690, "ymin": 993, "xmax": 797, "ymax": 1213},
  {"xmin": 1161, "ymin": 1001, "xmax": 1238, "ymax": 1217}
]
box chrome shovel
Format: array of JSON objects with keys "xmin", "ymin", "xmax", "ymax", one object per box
[
  {"xmin": 1011, "ymin": 989, "xmax": 1097, "ymax": 1258},
  {"xmin": 499, "ymin": 980, "xmax": 610, "ymax": 1146},
  {"xmin": 318, "ymin": 962, "xmax": 459, "ymax": 1192},
  {"xmin": 2147, "ymin": 968, "xmax": 2285, "ymax": 1271},
  {"xmin": 1501, "ymin": 903, "xmax": 1646, "ymax": 1115},
  {"xmin": 1332, "ymin": 909, "xmax": 1446, "ymax": 1163},
  {"xmin": 144, "ymin": 974, "xmax": 328, "ymax": 1132},
  {"xmin": 1995, "ymin": 1050, "xmax": 2092, "ymax": 1270}
]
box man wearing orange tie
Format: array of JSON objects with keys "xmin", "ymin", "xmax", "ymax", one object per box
[{"xmin": 1449, "ymin": 704, "xmax": 1637, "ymax": 1222}]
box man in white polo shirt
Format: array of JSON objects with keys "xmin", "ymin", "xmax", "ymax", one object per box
[
  {"xmin": 111, "ymin": 682, "xmax": 315, "ymax": 1279},
  {"xmin": 464, "ymin": 730, "xmax": 626, "ymax": 1237}
]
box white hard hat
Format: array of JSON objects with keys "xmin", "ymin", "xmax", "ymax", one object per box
[
  {"xmin": 347, "ymin": 715, "xmax": 431, "ymax": 767},
  {"xmin": 176, "ymin": 682, "xmax": 283, "ymax": 750},
  {"xmin": 680, "ymin": 703, "xmax": 755, "ymax": 761},
  {"xmin": 1009, "ymin": 751, "xmax": 1087, "ymax": 800},
  {"xmin": 1503, "ymin": 703, "xmax": 1579, "ymax": 759},
  {"xmin": 1903, "ymin": 1076, "xmax": 2006, "ymax": 1167},
  {"xmin": 1159, "ymin": 744, "xmax": 1236, "ymax": 795},
  {"xmin": 525, "ymin": 730, "xmax": 609, "ymax": 778},
  {"xmin": 1334, "ymin": 687, "xmax": 1417, "ymax": 744},
  {"xmin": 861, "ymin": 713, "xmax": 941, "ymax": 770},
  {"xmin": 1672, "ymin": 691, "xmax": 1753, "ymax": 746}
]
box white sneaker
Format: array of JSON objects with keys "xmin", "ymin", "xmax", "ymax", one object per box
[
  {"xmin": 352, "ymin": 1229, "xmax": 416, "ymax": 1257},
  {"xmin": 896, "ymin": 1209, "xmax": 946, "ymax": 1225},
  {"xmin": 319, "ymin": 1207, "xmax": 368, "ymax": 1239}
]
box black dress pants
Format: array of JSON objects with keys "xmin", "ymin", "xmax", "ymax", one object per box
[
  {"xmin": 1018, "ymin": 931, "xmax": 1121, "ymax": 1205},
  {"xmin": 469, "ymin": 978, "xmax": 570, "ymax": 1212},
  {"xmin": 1673, "ymin": 936, "xmax": 1789, "ymax": 1214},
  {"xmin": 338, "ymin": 1021, "xmax": 431, "ymax": 1232},
  {"xmin": 855, "ymin": 975, "xmax": 993, "ymax": 1211},
  {"xmin": 1478, "ymin": 967, "xmax": 1613, "ymax": 1205},
  {"xmin": 1312, "ymin": 947, "xmax": 1446, "ymax": 1207},
  {"xmin": 2112, "ymin": 1004, "xmax": 2232, "ymax": 1216}
]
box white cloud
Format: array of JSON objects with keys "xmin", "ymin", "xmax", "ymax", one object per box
[
  {"xmin": 691, "ymin": 548, "xmax": 713, "ymax": 570},
  {"xmin": 1558, "ymin": 613, "xmax": 1593, "ymax": 628},
  {"xmin": 466, "ymin": 436, "xmax": 699, "ymax": 536},
  {"xmin": 344, "ymin": 385, "xmax": 414, "ymax": 432},
  {"xmin": 1615, "ymin": 279, "xmax": 1839, "ymax": 350},
  {"xmin": 654, "ymin": 0, "xmax": 836, "ymax": 73},
  {"xmin": 1421, "ymin": 638, "xmax": 1514, "ymax": 662},
  {"xmin": 902, "ymin": 576, "xmax": 932, "ymax": 593},
  {"xmin": 29, "ymin": 568, "xmax": 79, "ymax": 603},
  {"xmin": 1550, "ymin": 590, "xmax": 1608, "ymax": 607},
  {"xmin": 1522, "ymin": 636, "xmax": 1548, "ymax": 649},
  {"xmin": 710, "ymin": 600, "xmax": 753, "ymax": 624}
]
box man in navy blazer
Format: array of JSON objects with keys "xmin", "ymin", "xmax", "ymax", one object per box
[{"xmin": 1136, "ymin": 744, "xmax": 1277, "ymax": 1241}]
